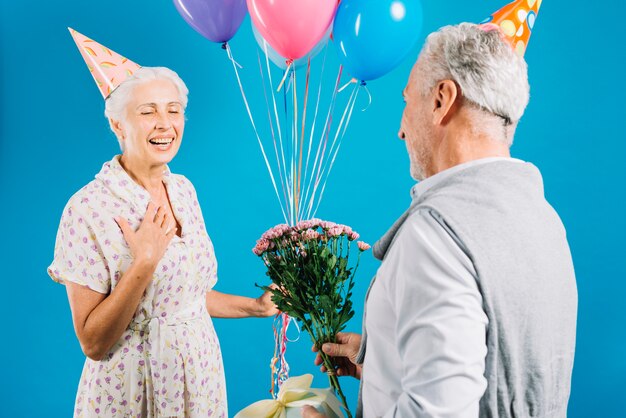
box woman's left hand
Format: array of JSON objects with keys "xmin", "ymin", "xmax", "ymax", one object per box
[{"xmin": 255, "ymin": 284, "xmax": 280, "ymax": 317}]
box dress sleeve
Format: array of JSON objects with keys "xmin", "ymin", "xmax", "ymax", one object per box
[
  {"xmin": 47, "ymin": 200, "xmax": 111, "ymax": 294},
  {"xmin": 203, "ymin": 237, "xmax": 219, "ymax": 290}
]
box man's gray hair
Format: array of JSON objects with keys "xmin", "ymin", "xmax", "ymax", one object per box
[
  {"xmin": 104, "ymin": 67, "xmax": 189, "ymax": 150},
  {"xmin": 418, "ymin": 23, "xmax": 530, "ymax": 125}
]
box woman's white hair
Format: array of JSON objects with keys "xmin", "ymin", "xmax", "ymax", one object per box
[
  {"xmin": 418, "ymin": 23, "xmax": 529, "ymax": 134},
  {"xmin": 104, "ymin": 67, "xmax": 189, "ymax": 150}
]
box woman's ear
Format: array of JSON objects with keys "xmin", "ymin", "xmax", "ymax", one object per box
[
  {"xmin": 432, "ymin": 80, "xmax": 460, "ymax": 126},
  {"xmin": 109, "ymin": 118, "xmax": 125, "ymax": 141}
]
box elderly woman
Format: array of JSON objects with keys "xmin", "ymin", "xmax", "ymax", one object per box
[{"xmin": 49, "ymin": 61, "xmax": 276, "ymax": 416}]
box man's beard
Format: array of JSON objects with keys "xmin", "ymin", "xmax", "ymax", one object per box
[
  {"xmin": 410, "ymin": 162, "xmax": 426, "ymax": 181},
  {"xmin": 409, "ymin": 135, "xmax": 431, "ymax": 181}
]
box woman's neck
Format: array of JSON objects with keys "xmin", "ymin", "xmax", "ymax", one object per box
[{"xmin": 119, "ymin": 154, "xmax": 166, "ymax": 195}]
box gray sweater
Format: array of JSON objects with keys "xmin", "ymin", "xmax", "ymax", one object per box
[{"xmin": 358, "ymin": 161, "xmax": 577, "ymax": 417}]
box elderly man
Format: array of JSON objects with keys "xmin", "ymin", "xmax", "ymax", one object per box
[{"xmin": 303, "ymin": 22, "xmax": 577, "ymax": 418}]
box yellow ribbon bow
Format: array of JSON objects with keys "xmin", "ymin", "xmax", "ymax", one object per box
[{"xmin": 234, "ymin": 374, "xmax": 345, "ymax": 418}]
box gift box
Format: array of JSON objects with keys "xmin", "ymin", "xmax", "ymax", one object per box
[{"xmin": 235, "ymin": 374, "xmax": 345, "ymax": 418}]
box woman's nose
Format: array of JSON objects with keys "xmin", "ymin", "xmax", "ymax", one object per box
[{"xmin": 155, "ymin": 111, "xmax": 172, "ymax": 129}]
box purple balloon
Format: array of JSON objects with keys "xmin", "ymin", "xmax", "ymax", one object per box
[{"xmin": 173, "ymin": 0, "xmax": 248, "ymax": 43}]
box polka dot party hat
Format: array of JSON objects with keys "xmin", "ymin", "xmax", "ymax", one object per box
[
  {"xmin": 68, "ymin": 28, "xmax": 141, "ymax": 99},
  {"xmin": 480, "ymin": 0, "xmax": 542, "ymax": 57}
]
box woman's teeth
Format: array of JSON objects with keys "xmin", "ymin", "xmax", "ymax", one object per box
[{"xmin": 149, "ymin": 138, "xmax": 173, "ymax": 145}]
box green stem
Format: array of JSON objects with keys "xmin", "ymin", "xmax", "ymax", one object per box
[
  {"xmin": 352, "ymin": 250, "xmax": 362, "ymax": 277},
  {"xmin": 303, "ymin": 319, "xmax": 351, "ymax": 417},
  {"xmin": 318, "ymin": 350, "xmax": 352, "ymax": 418}
]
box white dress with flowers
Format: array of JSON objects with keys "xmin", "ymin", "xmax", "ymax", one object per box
[{"xmin": 48, "ymin": 155, "xmax": 227, "ymax": 417}]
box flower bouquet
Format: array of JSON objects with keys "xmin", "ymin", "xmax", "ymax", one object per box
[{"xmin": 253, "ymin": 219, "xmax": 370, "ymax": 418}]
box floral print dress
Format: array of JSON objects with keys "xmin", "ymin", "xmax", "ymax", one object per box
[{"xmin": 48, "ymin": 155, "xmax": 227, "ymax": 417}]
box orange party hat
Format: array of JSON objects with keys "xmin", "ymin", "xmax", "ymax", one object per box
[
  {"xmin": 68, "ymin": 28, "xmax": 141, "ymax": 99},
  {"xmin": 480, "ymin": 0, "xmax": 542, "ymax": 57}
]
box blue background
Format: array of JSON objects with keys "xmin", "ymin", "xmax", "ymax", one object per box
[{"xmin": 1, "ymin": 0, "xmax": 625, "ymax": 416}]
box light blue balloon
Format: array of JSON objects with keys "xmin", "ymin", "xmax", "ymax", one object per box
[{"xmin": 333, "ymin": 0, "xmax": 423, "ymax": 81}]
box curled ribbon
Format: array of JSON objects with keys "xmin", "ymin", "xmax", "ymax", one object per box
[{"xmin": 235, "ymin": 374, "xmax": 345, "ymax": 418}]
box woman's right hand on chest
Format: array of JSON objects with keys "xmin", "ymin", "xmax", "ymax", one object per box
[{"xmin": 115, "ymin": 202, "xmax": 177, "ymax": 273}]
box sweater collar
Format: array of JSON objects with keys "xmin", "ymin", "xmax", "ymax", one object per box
[{"xmin": 411, "ymin": 157, "xmax": 524, "ymax": 202}]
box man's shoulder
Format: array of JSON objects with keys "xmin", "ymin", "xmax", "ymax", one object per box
[{"xmin": 418, "ymin": 160, "xmax": 544, "ymax": 211}]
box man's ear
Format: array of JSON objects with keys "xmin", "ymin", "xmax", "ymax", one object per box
[
  {"xmin": 109, "ymin": 118, "xmax": 125, "ymax": 141},
  {"xmin": 432, "ymin": 80, "xmax": 460, "ymax": 126}
]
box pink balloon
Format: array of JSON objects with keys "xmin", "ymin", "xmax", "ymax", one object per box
[{"xmin": 247, "ymin": 0, "xmax": 337, "ymax": 61}]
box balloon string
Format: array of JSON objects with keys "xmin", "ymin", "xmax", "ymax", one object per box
[
  {"xmin": 269, "ymin": 313, "xmax": 280, "ymax": 398},
  {"xmin": 296, "ymin": 58, "xmax": 311, "ymax": 222},
  {"xmin": 261, "ymin": 44, "xmax": 292, "ymax": 223},
  {"xmin": 303, "ymin": 64, "xmax": 343, "ymax": 219},
  {"xmin": 305, "ymin": 65, "xmax": 343, "ymax": 220},
  {"xmin": 276, "ymin": 60, "xmax": 294, "ymax": 92},
  {"xmin": 257, "ymin": 42, "xmax": 291, "ymax": 222},
  {"xmin": 285, "ymin": 316, "xmax": 301, "ymax": 343},
  {"xmin": 285, "ymin": 72, "xmax": 296, "ymax": 226},
  {"xmin": 300, "ymin": 41, "xmax": 329, "ymax": 217},
  {"xmin": 309, "ymin": 85, "xmax": 356, "ymax": 219},
  {"xmin": 311, "ymin": 83, "xmax": 360, "ymax": 218},
  {"xmin": 270, "ymin": 312, "xmax": 292, "ymax": 394},
  {"xmin": 361, "ymin": 81, "xmax": 372, "ymax": 111},
  {"xmin": 317, "ymin": 84, "xmax": 360, "ymax": 193},
  {"xmin": 292, "ymin": 70, "xmax": 299, "ymax": 222},
  {"xmin": 313, "ymin": 67, "xmax": 346, "ymax": 185},
  {"xmin": 257, "ymin": 49, "xmax": 290, "ymax": 222},
  {"xmin": 222, "ymin": 42, "xmax": 243, "ymax": 69},
  {"xmin": 282, "ymin": 83, "xmax": 295, "ymax": 225},
  {"xmin": 224, "ymin": 44, "xmax": 288, "ymax": 224},
  {"xmin": 285, "ymin": 73, "xmax": 295, "ymax": 93},
  {"xmin": 338, "ymin": 77, "xmax": 358, "ymax": 93},
  {"xmin": 279, "ymin": 313, "xmax": 290, "ymax": 386}
]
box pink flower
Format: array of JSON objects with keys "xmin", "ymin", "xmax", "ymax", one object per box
[
  {"xmin": 327, "ymin": 226, "xmax": 344, "ymax": 237},
  {"xmin": 252, "ymin": 239, "xmax": 270, "ymax": 256},
  {"xmin": 296, "ymin": 220, "xmax": 313, "ymax": 230},
  {"xmin": 262, "ymin": 223, "xmax": 293, "ymax": 240},
  {"xmin": 348, "ymin": 231, "xmax": 360, "ymax": 241},
  {"xmin": 262, "ymin": 229, "xmax": 276, "ymax": 240},
  {"xmin": 276, "ymin": 224, "xmax": 292, "ymax": 234},
  {"xmin": 302, "ymin": 229, "xmax": 320, "ymax": 241},
  {"xmin": 262, "ymin": 229, "xmax": 278, "ymax": 240},
  {"xmin": 320, "ymin": 221, "xmax": 337, "ymax": 230},
  {"xmin": 357, "ymin": 241, "xmax": 371, "ymax": 251}
]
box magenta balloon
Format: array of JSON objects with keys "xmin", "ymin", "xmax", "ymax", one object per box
[
  {"xmin": 173, "ymin": 0, "xmax": 248, "ymax": 43},
  {"xmin": 247, "ymin": 0, "xmax": 337, "ymax": 60}
]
